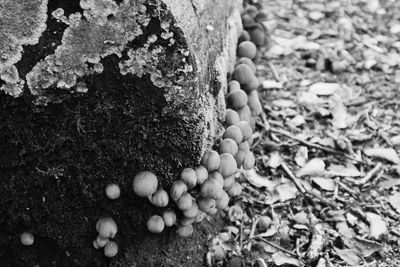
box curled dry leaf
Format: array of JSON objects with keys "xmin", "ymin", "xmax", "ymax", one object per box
[
  {"xmin": 296, "ymin": 158, "xmax": 325, "ymax": 177},
  {"xmin": 364, "ymin": 147, "xmax": 400, "ymax": 164},
  {"xmin": 334, "ymin": 248, "xmax": 361, "ymax": 266}
]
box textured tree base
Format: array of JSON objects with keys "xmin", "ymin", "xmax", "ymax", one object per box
[{"xmin": 0, "ymin": 0, "xmax": 242, "ymax": 266}]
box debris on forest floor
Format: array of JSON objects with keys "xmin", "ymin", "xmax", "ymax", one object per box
[{"xmin": 208, "ymin": 0, "xmax": 400, "ymax": 266}]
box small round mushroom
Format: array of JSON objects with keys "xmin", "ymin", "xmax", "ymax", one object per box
[
  {"xmin": 132, "ymin": 171, "xmax": 158, "ymax": 197},
  {"xmin": 147, "ymin": 215, "xmax": 165, "ymax": 233},
  {"xmin": 96, "ymin": 217, "xmax": 118, "ymax": 239},
  {"xmin": 227, "ymin": 90, "xmax": 248, "ymax": 110},
  {"xmin": 195, "ymin": 165, "xmax": 208, "ymax": 185},
  {"xmin": 200, "ymin": 179, "xmax": 223, "ymax": 199},
  {"xmin": 218, "ymin": 153, "xmax": 238, "ymax": 178},
  {"xmin": 225, "ymin": 109, "xmax": 240, "ymax": 126},
  {"xmin": 222, "ymin": 125, "xmax": 243, "ymax": 144},
  {"xmin": 237, "ymin": 41, "xmax": 257, "ymax": 59},
  {"xmin": 177, "ymin": 192, "xmax": 193, "ymax": 211},
  {"xmin": 235, "ymin": 121, "xmax": 253, "ymax": 141},
  {"xmin": 197, "ymin": 197, "xmax": 216, "ymax": 213},
  {"xmin": 20, "ymin": 231, "xmax": 34, "ymax": 246},
  {"xmin": 176, "ymin": 224, "xmax": 193, "ymax": 237},
  {"xmin": 219, "ymin": 138, "xmax": 239, "ymax": 156},
  {"xmin": 183, "ymin": 202, "xmax": 199, "ymax": 218},
  {"xmin": 170, "ymin": 180, "xmax": 188, "ymax": 202},
  {"xmin": 95, "ymin": 235, "xmax": 109, "ymax": 248},
  {"xmin": 162, "ymin": 209, "xmax": 177, "ymax": 227},
  {"xmin": 104, "ymin": 240, "xmax": 118, "ymax": 257},
  {"xmin": 180, "ymin": 167, "xmax": 197, "ymax": 189},
  {"xmin": 201, "ymin": 150, "xmax": 221, "ymax": 172},
  {"xmin": 149, "ymin": 189, "xmax": 169, "ymax": 207},
  {"xmin": 105, "ymin": 183, "xmax": 121, "ymax": 200},
  {"xmin": 216, "ymin": 191, "xmax": 230, "ymax": 210}
]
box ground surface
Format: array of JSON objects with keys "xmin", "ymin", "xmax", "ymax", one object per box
[{"xmin": 208, "ymin": 0, "xmax": 400, "ymax": 266}]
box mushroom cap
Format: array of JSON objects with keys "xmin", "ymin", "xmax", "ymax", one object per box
[
  {"xmin": 223, "ymin": 175, "xmax": 236, "ymax": 191},
  {"xmin": 218, "ymin": 153, "xmax": 238, "ymax": 178},
  {"xmin": 223, "ymin": 125, "xmax": 243, "ymax": 144},
  {"xmin": 228, "ymin": 80, "xmax": 241, "ymax": 93},
  {"xmin": 227, "ymin": 90, "xmax": 248, "ymax": 110},
  {"xmin": 243, "ymin": 151, "xmax": 256, "ymax": 170},
  {"xmin": 149, "ymin": 189, "xmax": 169, "ymax": 207},
  {"xmin": 183, "ymin": 202, "xmax": 199, "ymax": 218},
  {"xmin": 236, "ymin": 57, "xmax": 256, "ymax": 73},
  {"xmin": 105, "ymin": 183, "xmax": 121, "ymax": 200},
  {"xmin": 104, "ymin": 241, "xmax": 118, "ymax": 257},
  {"xmin": 147, "ymin": 215, "xmax": 165, "ymax": 233},
  {"xmin": 176, "ymin": 224, "xmax": 193, "ymax": 237},
  {"xmin": 162, "ymin": 209, "xmax": 177, "ymax": 227},
  {"xmin": 180, "ymin": 167, "xmax": 197, "ymax": 189},
  {"xmin": 201, "ymin": 150, "xmax": 221, "ymax": 172},
  {"xmin": 96, "ymin": 217, "xmax": 118, "ymax": 239},
  {"xmin": 20, "ymin": 232, "xmax": 34, "ymax": 246},
  {"xmin": 235, "ymin": 121, "xmax": 253, "ymax": 141},
  {"xmin": 216, "ymin": 191, "xmax": 230, "ymax": 210},
  {"xmin": 219, "ymin": 138, "xmax": 239, "ymax": 156},
  {"xmin": 232, "ymin": 64, "xmax": 255, "ymax": 86},
  {"xmin": 195, "ymin": 165, "xmax": 208, "ymax": 185},
  {"xmin": 170, "ymin": 180, "xmax": 188, "ymax": 202},
  {"xmin": 197, "ymin": 197, "xmax": 216, "ymax": 213},
  {"xmin": 225, "ymin": 109, "xmax": 240, "ymax": 126},
  {"xmin": 237, "ymin": 41, "xmax": 257, "ymax": 59},
  {"xmin": 200, "ymin": 179, "xmax": 223, "ymax": 199},
  {"xmin": 177, "ymin": 192, "xmax": 193, "ymax": 211},
  {"xmin": 132, "ymin": 171, "xmax": 158, "ymax": 197}
]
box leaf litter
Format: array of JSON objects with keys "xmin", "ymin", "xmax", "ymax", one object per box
[{"xmin": 208, "ymin": 0, "xmax": 400, "ymax": 266}]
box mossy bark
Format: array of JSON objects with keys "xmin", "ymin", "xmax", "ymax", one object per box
[{"xmin": 0, "ymin": 0, "xmax": 242, "ymax": 266}]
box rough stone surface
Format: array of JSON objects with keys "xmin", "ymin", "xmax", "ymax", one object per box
[{"xmin": 0, "ymin": 0, "xmax": 242, "ymax": 266}]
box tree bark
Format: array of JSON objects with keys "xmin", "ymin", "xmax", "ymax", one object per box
[{"xmin": 0, "ymin": 0, "xmax": 242, "ymax": 266}]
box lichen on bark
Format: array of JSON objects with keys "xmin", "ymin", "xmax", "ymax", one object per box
[{"xmin": 0, "ymin": 0, "xmax": 48, "ymax": 96}]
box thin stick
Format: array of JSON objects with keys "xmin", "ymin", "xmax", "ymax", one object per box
[
  {"xmin": 270, "ymin": 127, "xmax": 368, "ymax": 165},
  {"xmin": 280, "ymin": 162, "xmax": 340, "ymax": 209},
  {"xmin": 356, "ymin": 162, "xmax": 382, "ymax": 185},
  {"xmin": 267, "ymin": 62, "xmax": 281, "ymax": 82},
  {"xmin": 255, "ymin": 237, "xmax": 297, "ymax": 257}
]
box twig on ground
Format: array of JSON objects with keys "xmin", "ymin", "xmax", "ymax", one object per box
[
  {"xmin": 356, "ymin": 162, "xmax": 382, "ymax": 185},
  {"xmin": 245, "ymin": 217, "xmax": 259, "ymax": 251},
  {"xmin": 281, "ymin": 161, "xmax": 340, "ymax": 209},
  {"xmin": 267, "ymin": 62, "xmax": 281, "ymax": 82},
  {"xmin": 270, "ymin": 127, "xmax": 368, "ymax": 165},
  {"xmin": 255, "ymin": 237, "xmax": 297, "ymax": 257}
]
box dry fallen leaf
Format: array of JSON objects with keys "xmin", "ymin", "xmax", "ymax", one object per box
[
  {"xmin": 245, "ymin": 169, "xmax": 278, "ymax": 188},
  {"xmin": 275, "ymin": 183, "xmax": 298, "ymax": 202},
  {"xmin": 311, "ymin": 177, "xmax": 335, "ymax": 191},
  {"xmin": 329, "ymin": 95, "xmax": 348, "ymax": 129},
  {"xmin": 296, "ymin": 158, "xmax": 325, "ymax": 177},
  {"xmin": 271, "ymin": 251, "xmax": 301, "ymax": 267},
  {"xmin": 262, "ymin": 80, "xmax": 283, "ymax": 90},
  {"xmin": 309, "ymin": 82, "xmax": 340, "ymax": 96},
  {"xmin": 326, "ymin": 164, "xmax": 362, "ymax": 177},
  {"xmin": 365, "ymin": 212, "xmax": 388, "ymax": 240},
  {"xmin": 334, "ymin": 248, "xmax": 361, "ymax": 266},
  {"xmin": 364, "ymin": 147, "xmax": 400, "ymax": 164}
]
